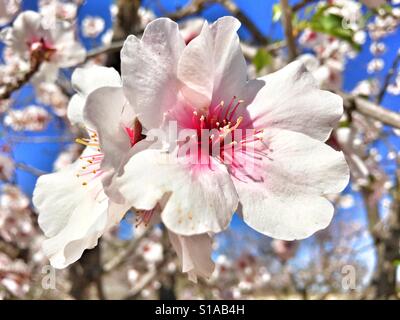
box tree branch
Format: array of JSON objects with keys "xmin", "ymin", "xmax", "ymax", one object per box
[
  {"xmin": 15, "ymin": 162, "xmax": 47, "ymax": 176},
  {"xmin": 0, "ymin": 59, "xmax": 42, "ymax": 100},
  {"xmin": 218, "ymin": 0, "xmax": 269, "ymax": 44},
  {"xmin": 167, "ymin": 0, "xmax": 213, "ymax": 20},
  {"xmin": 280, "ymin": 0, "xmax": 297, "ymax": 61},
  {"xmin": 103, "ymin": 225, "xmax": 153, "ymax": 273},
  {"xmin": 376, "ymin": 51, "xmax": 400, "ymax": 104},
  {"xmin": 342, "ymin": 93, "xmax": 400, "ymax": 129},
  {"xmin": 292, "ymin": 0, "xmax": 319, "ymax": 12}
]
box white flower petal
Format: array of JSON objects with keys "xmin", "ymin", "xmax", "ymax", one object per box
[
  {"xmin": 33, "ymin": 149, "xmax": 130, "ymax": 268},
  {"xmin": 116, "ymin": 149, "xmax": 238, "ymax": 235},
  {"xmin": 6, "ymin": 11, "xmax": 43, "ymax": 56},
  {"xmin": 234, "ymin": 128, "xmax": 349, "ymax": 240},
  {"xmin": 67, "ymin": 66, "xmax": 122, "ymax": 125},
  {"xmin": 177, "ymin": 16, "xmax": 247, "ymax": 110},
  {"xmin": 83, "ymin": 86, "xmax": 134, "ymax": 172},
  {"xmin": 168, "ymin": 231, "xmax": 214, "ymax": 283},
  {"xmin": 41, "ymin": 196, "xmax": 109, "ymax": 269},
  {"xmin": 246, "ymin": 61, "xmax": 343, "ymax": 142},
  {"xmin": 33, "ymin": 164, "xmax": 84, "ymax": 238},
  {"xmin": 121, "ymin": 18, "xmax": 185, "ymax": 129},
  {"xmin": 71, "ymin": 66, "xmax": 122, "ymax": 97},
  {"xmin": 67, "ymin": 94, "xmax": 85, "ymax": 125},
  {"xmin": 31, "ymin": 62, "xmax": 59, "ymax": 85}
]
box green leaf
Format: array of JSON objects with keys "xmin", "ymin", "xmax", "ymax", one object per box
[
  {"xmin": 252, "ymin": 49, "xmax": 273, "ymax": 73},
  {"xmin": 319, "ymin": 13, "xmax": 343, "ymax": 30},
  {"xmin": 394, "ymin": 260, "xmax": 400, "ymax": 267},
  {"xmin": 310, "ymin": 12, "xmax": 361, "ymax": 51}
]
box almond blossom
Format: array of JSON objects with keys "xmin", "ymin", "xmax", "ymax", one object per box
[
  {"xmin": 107, "ymin": 17, "xmax": 349, "ymax": 241},
  {"xmin": 1, "ymin": 10, "xmax": 86, "ymax": 84},
  {"xmin": 39, "ymin": 0, "xmax": 79, "ymax": 23},
  {"xmin": 32, "ymin": 66, "xmax": 132, "ymax": 268},
  {"xmin": 81, "ymin": 16, "xmax": 105, "ymax": 38},
  {"xmin": 33, "ymin": 65, "xmax": 215, "ymax": 281}
]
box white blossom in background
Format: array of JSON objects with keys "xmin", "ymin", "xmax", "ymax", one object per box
[
  {"xmin": 0, "ymin": 0, "xmax": 21, "ymax": 26},
  {"xmin": 4, "ymin": 105, "xmax": 50, "ymax": 132},
  {"xmin": 0, "ymin": 185, "xmax": 35, "ymax": 247},
  {"xmin": 209, "ymin": 253, "xmax": 271, "ymax": 299},
  {"xmin": 370, "ymin": 42, "xmax": 386, "ymax": 55},
  {"xmin": 127, "ymin": 269, "xmax": 139, "ymax": 284},
  {"xmin": 39, "ymin": 0, "xmax": 79, "ymax": 22},
  {"xmin": 52, "ymin": 144, "xmax": 83, "ymax": 171},
  {"xmin": 272, "ymin": 240, "xmax": 298, "ymax": 262},
  {"xmin": 82, "ymin": 16, "xmax": 105, "ymax": 38},
  {"xmin": 387, "ymin": 72, "xmax": 400, "ymax": 95},
  {"xmin": 101, "ymin": 29, "xmax": 114, "ymax": 45},
  {"xmin": 0, "ymin": 153, "xmax": 15, "ymax": 181},
  {"xmin": 367, "ymin": 58, "xmax": 385, "ymax": 73},
  {"xmin": 0, "ymin": 253, "xmax": 30, "ymax": 298},
  {"xmin": 298, "ymin": 54, "xmax": 343, "ymax": 91},
  {"xmin": 335, "ymin": 127, "xmax": 370, "ymax": 186},
  {"xmin": 139, "ymin": 239, "xmax": 163, "ymax": 266},
  {"xmin": 351, "ymin": 79, "xmax": 380, "ymax": 97},
  {"xmin": 298, "ymin": 27, "xmax": 355, "ymax": 91},
  {"xmin": 179, "ymin": 17, "xmax": 206, "ymax": 43},
  {"xmin": 0, "ymin": 47, "xmax": 30, "ymax": 86},
  {"xmin": 138, "ymin": 7, "xmax": 156, "ymax": 29},
  {"xmin": 0, "ymin": 99, "xmax": 12, "ymax": 114},
  {"xmin": 368, "ymin": 12, "xmax": 400, "ymax": 40},
  {"xmin": 1, "ymin": 10, "xmax": 86, "ymax": 84},
  {"xmin": 338, "ymin": 194, "xmax": 355, "ymax": 209},
  {"xmin": 37, "ymin": 82, "xmax": 69, "ymax": 117}
]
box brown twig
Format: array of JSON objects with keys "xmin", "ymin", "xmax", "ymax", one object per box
[
  {"xmin": 0, "ymin": 59, "xmax": 42, "ymax": 100},
  {"xmin": 376, "ymin": 51, "xmax": 400, "ymax": 104},
  {"xmin": 217, "ymin": 0, "xmax": 269, "ymax": 44},
  {"xmin": 124, "ymin": 257, "xmax": 170, "ymax": 300},
  {"xmin": 7, "ymin": 135, "xmax": 75, "ymax": 143},
  {"xmin": 292, "ymin": 0, "xmax": 319, "ymax": 12},
  {"xmin": 15, "ymin": 162, "xmax": 47, "ymax": 176},
  {"xmin": 342, "ymin": 93, "xmax": 400, "ymax": 129},
  {"xmin": 167, "ymin": 0, "xmax": 213, "ymax": 20},
  {"xmin": 103, "ymin": 225, "xmax": 153, "ymax": 273},
  {"xmin": 85, "ymin": 40, "xmax": 126, "ymax": 61},
  {"xmin": 280, "ymin": 0, "xmax": 297, "ymax": 61}
]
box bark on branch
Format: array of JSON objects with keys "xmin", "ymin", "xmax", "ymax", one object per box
[
  {"xmin": 342, "ymin": 93, "xmax": 400, "ymax": 129},
  {"xmin": 280, "ymin": 0, "xmax": 297, "ymax": 61}
]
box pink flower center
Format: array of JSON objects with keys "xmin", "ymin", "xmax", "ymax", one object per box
[
  {"xmin": 172, "ymin": 96, "xmax": 266, "ymax": 177},
  {"xmin": 123, "ymin": 118, "xmax": 143, "ymax": 147},
  {"xmin": 27, "ymin": 37, "xmax": 56, "ymax": 61}
]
